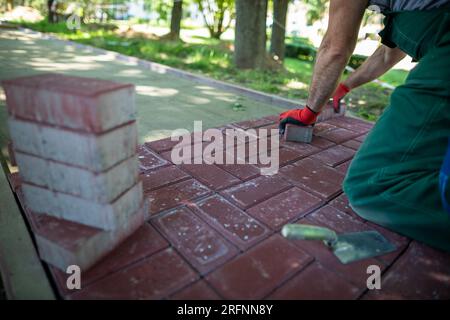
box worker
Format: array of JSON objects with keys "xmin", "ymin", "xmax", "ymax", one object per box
[{"xmin": 279, "ymin": 0, "xmax": 450, "ymax": 252}]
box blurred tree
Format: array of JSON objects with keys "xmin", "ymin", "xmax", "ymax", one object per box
[
  {"xmin": 161, "ymin": 0, "xmax": 183, "ymax": 40},
  {"xmin": 234, "ymin": 0, "xmax": 268, "ymax": 69},
  {"xmin": 6, "ymin": 0, "xmax": 14, "ymax": 11},
  {"xmin": 195, "ymin": 0, "xmax": 235, "ymax": 39},
  {"xmin": 270, "ymin": 0, "xmax": 289, "ymax": 62},
  {"xmin": 304, "ymin": 0, "xmax": 327, "ymax": 25},
  {"xmin": 47, "ymin": 0, "xmax": 56, "ymax": 23}
]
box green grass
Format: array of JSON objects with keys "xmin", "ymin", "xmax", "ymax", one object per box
[{"xmin": 14, "ymin": 20, "xmax": 408, "ymax": 121}]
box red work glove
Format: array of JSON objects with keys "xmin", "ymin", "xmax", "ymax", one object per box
[
  {"xmin": 279, "ymin": 106, "xmax": 318, "ymax": 135},
  {"xmin": 333, "ymin": 83, "xmax": 350, "ymax": 113}
]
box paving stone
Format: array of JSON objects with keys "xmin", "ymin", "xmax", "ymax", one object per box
[
  {"xmin": 363, "ymin": 242, "xmax": 450, "ymax": 300},
  {"xmin": 51, "ymin": 223, "xmax": 169, "ymax": 297},
  {"xmin": 335, "ymin": 160, "xmax": 352, "ymax": 175},
  {"xmin": 281, "ymin": 139, "xmax": 322, "ymax": 157},
  {"xmin": 329, "ymin": 193, "xmax": 365, "ymax": 222},
  {"xmin": 317, "ymin": 101, "xmax": 346, "ymax": 122},
  {"xmin": 152, "ymin": 207, "xmax": 238, "ymax": 275},
  {"xmin": 137, "ymin": 145, "xmax": 168, "ymax": 172},
  {"xmin": 316, "ymin": 127, "xmax": 360, "ymax": 144},
  {"xmin": 15, "ymin": 152, "xmax": 139, "ymax": 203},
  {"xmin": 326, "ymin": 117, "xmax": 373, "ymax": 134},
  {"xmin": 170, "ymin": 281, "xmax": 221, "ymax": 300},
  {"xmin": 146, "ymin": 179, "xmax": 212, "ymax": 215},
  {"xmin": 309, "ymin": 136, "xmax": 336, "ymax": 149},
  {"xmin": 289, "ymin": 215, "xmax": 386, "ymax": 287},
  {"xmin": 232, "ymin": 117, "xmax": 275, "ymax": 130},
  {"xmin": 268, "ymin": 262, "xmax": 362, "ymax": 300},
  {"xmin": 310, "ymin": 144, "xmax": 356, "ymax": 167},
  {"xmin": 2, "ymin": 74, "xmax": 135, "ymax": 133},
  {"xmin": 313, "ymin": 122, "xmax": 337, "ymax": 135},
  {"xmin": 216, "ymin": 163, "xmax": 260, "ymax": 181},
  {"xmin": 354, "ymin": 133, "xmax": 368, "ymax": 142},
  {"xmin": 190, "ymin": 195, "xmax": 271, "ymax": 250},
  {"xmin": 8, "ymin": 118, "xmax": 137, "ymax": 172},
  {"xmin": 68, "ymin": 248, "xmax": 199, "ymax": 300},
  {"xmin": 206, "ymin": 235, "xmax": 313, "ymax": 299},
  {"xmin": 246, "ymin": 187, "xmax": 323, "ymax": 230},
  {"xmin": 31, "ymin": 201, "xmax": 146, "ymax": 272},
  {"xmin": 22, "ymin": 181, "xmax": 143, "ymax": 230},
  {"xmin": 145, "ymin": 132, "xmax": 198, "ymax": 153},
  {"xmin": 141, "ymin": 165, "xmax": 190, "ymax": 192},
  {"xmin": 279, "ymin": 158, "xmax": 344, "ymax": 200},
  {"xmin": 285, "ymin": 124, "xmax": 313, "ymax": 143},
  {"xmin": 221, "ymin": 175, "xmax": 292, "ymax": 209},
  {"xmin": 306, "ymin": 205, "xmax": 371, "ymax": 233},
  {"xmin": 342, "ymin": 139, "xmax": 362, "ymax": 150},
  {"xmin": 180, "ymin": 164, "xmax": 240, "ymax": 191},
  {"xmin": 6, "ymin": 171, "xmax": 21, "ymax": 192}
]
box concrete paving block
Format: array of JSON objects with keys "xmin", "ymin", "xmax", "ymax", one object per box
[
  {"xmin": 15, "ymin": 152, "xmax": 139, "ymax": 203},
  {"xmin": 22, "ymin": 181, "xmax": 143, "ymax": 230},
  {"xmin": 8, "ymin": 118, "xmax": 137, "ymax": 172},
  {"xmin": 33, "ymin": 201, "xmax": 147, "ymax": 272},
  {"xmin": 285, "ymin": 124, "xmax": 314, "ymax": 143},
  {"xmin": 2, "ymin": 74, "xmax": 136, "ymax": 133},
  {"xmin": 317, "ymin": 101, "xmax": 346, "ymax": 122}
]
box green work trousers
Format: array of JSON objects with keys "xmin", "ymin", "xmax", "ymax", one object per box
[{"xmin": 343, "ymin": 9, "xmax": 450, "ymax": 252}]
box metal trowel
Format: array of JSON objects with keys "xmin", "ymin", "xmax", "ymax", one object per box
[{"xmin": 281, "ymin": 224, "xmax": 396, "ymax": 264}]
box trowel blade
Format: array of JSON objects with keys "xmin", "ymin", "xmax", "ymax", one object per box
[{"xmin": 332, "ymin": 231, "xmax": 396, "ymax": 264}]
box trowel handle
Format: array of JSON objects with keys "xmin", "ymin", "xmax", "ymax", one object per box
[{"xmin": 281, "ymin": 224, "xmax": 338, "ymax": 243}]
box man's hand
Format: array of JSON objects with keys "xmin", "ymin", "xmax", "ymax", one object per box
[
  {"xmin": 279, "ymin": 106, "xmax": 318, "ymax": 135},
  {"xmin": 333, "ymin": 83, "xmax": 350, "ymax": 113}
]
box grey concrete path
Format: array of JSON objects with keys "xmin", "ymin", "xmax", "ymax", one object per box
[{"xmin": 0, "ymin": 29, "xmax": 285, "ymax": 147}]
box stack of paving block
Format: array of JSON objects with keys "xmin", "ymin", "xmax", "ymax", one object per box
[
  {"xmin": 285, "ymin": 101, "xmax": 346, "ymax": 143},
  {"xmin": 2, "ymin": 74, "xmax": 145, "ymax": 272}
]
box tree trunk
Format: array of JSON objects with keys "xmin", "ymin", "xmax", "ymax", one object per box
[
  {"xmin": 6, "ymin": 0, "xmax": 14, "ymax": 11},
  {"xmin": 169, "ymin": 0, "xmax": 183, "ymax": 39},
  {"xmin": 47, "ymin": 0, "xmax": 56, "ymax": 23},
  {"xmin": 270, "ymin": 0, "xmax": 289, "ymax": 62},
  {"xmin": 234, "ymin": 0, "xmax": 268, "ymax": 69}
]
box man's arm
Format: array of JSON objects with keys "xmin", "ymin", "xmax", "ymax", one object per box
[
  {"xmin": 342, "ymin": 45, "xmax": 406, "ymax": 89},
  {"xmin": 307, "ymin": 0, "xmax": 368, "ymax": 113}
]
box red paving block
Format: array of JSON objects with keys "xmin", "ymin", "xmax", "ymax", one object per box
[
  {"xmin": 7, "ymin": 172, "xmax": 21, "ymax": 192},
  {"xmin": 137, "ymin": 145, "xmax": 168, "ymax": 172},
  {"xmin": 354, "ymin": 133, "xmax": 368, "ymax": 142},
  {"xmin": 342, "ymin": 139, "xmax": 362, "ymax": 150},
  {"xmin": 190, "ymin": 195, "xmax": 271, "ymax": 250},
  {"xmin": 221, "ymin": 175, "xmax": 292, "ymax": 209},
  {"xmin": 309, "ymin": 136, "xmax": 336, "ymax": 149},
  {"xmin": 170, "ymin": 281, "xmax": 221, "ymax": 300},
  {"xmin": 335, "ymin": 160, "xmax": 352, "ymax": 175},
  {"xmin": 216, "ymin": 163, "xmax": 260, "ymax": 181},
  {"xmin": 306, "ymin": 205, "xmax": 370, "ymax": 233},
  {"xmin": 281, "ymin": 139, "xmax": 322, "ymax": 157},
  {"xmin": 316, "ymin": 127, "xmax": 360, "ymax": 144},
  {"xmin": 2, "ymin": 74, "xmax": 135, "ymax": 133},
  {"xmin": 313, "ymin": 122, "xmax": 337, "ymax": 135},
  {"xmin": 206, "ymin": 235, "xmax": 313, "ymax": 299},
  {"xmin": 326, "ymin": 117, "xmax": 373, "ymax": 134},
  {"xmin": 51, "ymin": 223, "xmax": 169, "ymax": 297},
  {"xmin": 146, "ymin": 179, "xmax": 212, "ymax": 215},
  {"xmin": 246, "ymin": 187, "xmax": 323, "ymax": 231},
  {"xmin": 310, "ymin": 145, "xmax": 356, "ymax": 167},
  {"xmin": 141, "ymin": 165, "xmax": 190, "ymax": 192},
  {"xmin": 279, "ymin": 158, "xmax": 344, "ymax": 200},
  {"xmin": 152, "ymin": 207, "xmax": 238, "ymax": 275},
  {"xmin": 232, "ymin": 117, "xmax": 275, "ymax": 130},
  {"xmin": 363, "ymin": 242, "xmax": 450, "ymax": 300},
  {"xmin": 268, "ymin": 262, "xmax": 362, "ymax": 300},
  {"xmin": 68, "ymin": 248, "xmax": 199, "ymax": 300},
  {"xmin": 180, "ymin": 164, "xmax": 240, "ymax": 191},
  {"xmin": 31, "ymin": 201, "xmax": 146, "ymax": 271},
  {"xmin": 329, "ymin": 193, "xmax": 365, "ymax": 222}
]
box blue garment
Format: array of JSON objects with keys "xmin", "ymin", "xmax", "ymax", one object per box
[{"xmin": 440, "ymin": 138, "xmax": 450, "ymax": 214}]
